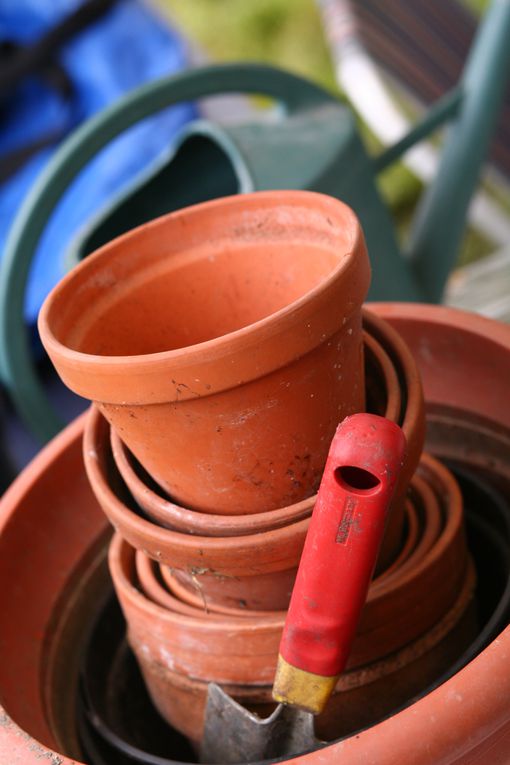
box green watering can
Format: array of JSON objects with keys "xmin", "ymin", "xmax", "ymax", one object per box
[
  {"xmin": 1, "ymin": 0, "xmax": 510, "ymax": 443},
  {"xmin": 64, "ymin": 66, "xmax": 417, "ymax": 301}
]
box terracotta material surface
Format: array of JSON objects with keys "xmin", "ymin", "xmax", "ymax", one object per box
[
  {"xmin": 161, "ymin": 565, "xmax": 280, "ymax": 617},
  {"xmin": 84, "ymin": 404, "xmax": 308, "ymax": 577},
  {"xmin": 110, "ymin": 533, "xmax": 476, "ymax": 744},
  {"xmin": 0, "ymin": 414, "xmax": 110, "ymax": 763},
  {"xmin": 109, "ymin": 452, "xmax": 470, "ymax": 683},
  {"xmin": 362, "ymin": 454, "xmax": 468, "ymax": 648},
  {"xmin": 99, "ymin": 312, "xmax": 424, "ymax": 606},
  {"xmin": 159, "ymin": 493, "xmax": 427, "ymax": 616},
  {"xmin": 160, "ymin": 494, "xmax": 408, "ymax": 614},
  {"xmin": 110, "ymin": 326, "xmax": 405, "ymax": 567},
  {"xmin": 382, "ymin": 499, "xmax": 419, "ymax": 579},
  {"xmin": 160, "ymin": 584, "xmax": 476, "ymax": 747},
  {"xmin": 373, "ymin": 303, "xmax": 510, "ymax": 498},
  {"xmin": 363, "ymin": 308, "xmax": 426, "ymax": 569},
  {"xmin": 87, "ymin": 402, "xmax": 439, "ymax": 614},
  {"xmin": 372, "ymin": 303, "xmax": 510, "ymax": 432},
  {"xmin": 137, "ymin": 551, "xmax": 278, "ymax": 620},
  {"xmin": 381, "ymin": 473, "xmax": 441, "ymax": 587},
  {"xmin": 171, "ymin": 566, "xmax": 297, "ymax": 612},
  {"xmin": 362, "ymin": 329, "xmax": 405, "ymax": 572},
  {"xmin": 39, "ymin": 191, "xmax": 371, "ymax": 515},
  {"xmin": 398, "ymin": 472, "xmax": 442, "ymax": 575},
  {"xmin": 111, "ymin": 426, "xmax": 314, "ymax": 536},
  {"xmin": 170, "ymin": 454, "xmax": 452, "ymax": 617},
  {"xmin": 3, "ymin": 304, "xmax": 510, "ymax": 765},
  {"xmin": 85, "ymin": 403, "xmax": 304, "ymax": 609}
]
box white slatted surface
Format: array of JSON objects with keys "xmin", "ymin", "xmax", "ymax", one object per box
[{"xmin": 445, "ymin": 247, "xmax": 510, "ymax": 323}]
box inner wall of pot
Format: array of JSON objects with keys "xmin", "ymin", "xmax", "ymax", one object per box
[{"xmin": 55, "ymin": 240, "xmax": 341, "ymax": 357}]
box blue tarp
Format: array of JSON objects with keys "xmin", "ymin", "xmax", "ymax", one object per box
[{"xmin": 0, "ymin": 0, "xmax": 196, "ymax": 325}]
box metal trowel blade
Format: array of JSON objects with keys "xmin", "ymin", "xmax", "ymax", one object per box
[{"xmin": 200, "ymin": 683, "xmax": 321, "ymax": 764}]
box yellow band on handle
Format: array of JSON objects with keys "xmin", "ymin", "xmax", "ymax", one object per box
[{"xmin": 272, "ymin": 654, "xmax": 338, "ymax": 714}]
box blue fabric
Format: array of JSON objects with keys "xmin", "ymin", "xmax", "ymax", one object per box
[{"xmin": 0, "ymin": 0, "xmax": 196, "ymax": 325}]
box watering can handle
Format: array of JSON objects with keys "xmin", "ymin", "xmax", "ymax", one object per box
[{"xmin": 0, "ymin": 64, "xmax": 336, "ymax": 442}]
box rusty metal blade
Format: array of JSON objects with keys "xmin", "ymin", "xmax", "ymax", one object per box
[{"xmin": 200, "ymin": 683, "xmax": 320, "ymax": 764}]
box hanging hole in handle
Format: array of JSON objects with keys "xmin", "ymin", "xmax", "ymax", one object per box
[{"xmin": 335, "ymin": 466, "xmax": 381, "ymax": 494}]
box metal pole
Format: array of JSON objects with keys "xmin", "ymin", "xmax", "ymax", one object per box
[{"xmin": 408, "ymin": 0, "xmax": 510, "ymax": 303}]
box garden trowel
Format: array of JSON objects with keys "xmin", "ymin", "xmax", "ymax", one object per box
[{"xmin": 200, "ymin": 413, "xmax": 406, "ymax": 764}]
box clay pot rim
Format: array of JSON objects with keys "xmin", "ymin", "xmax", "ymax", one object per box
[
  {"xmin": 380, "ymin": 473, "xmax": 443, "ymax": 588},
  {"xmin": 361, "ymin": 452, "xmax": 463, "ymax": 601},
  {"xmin": 110, "ymin": 328, "xmax": 399, "ymax": 535},
  {"xmin": 112, "ymin": 447, "xmax": 464, "ymax": 629},
  {"xmin": 137, "ymin": 552, "xmax": 275, "ymax": 620},
  {"xmin": 0, "ymin": 411, "xmax": 93, "ymax": 764},
  {"xmin": 0, "ymin": 412, "xmax": 88, "ymax": 537},
  {"xmin": 403, "ymin": 472, "xmax": 442, "ymax": 568},
  {"xmin": 111, "ymin": 534, "xmax": 284, "ymax": 631},
  {"xmin": 161, "ymin": 565, "xmax": 278, "ymax": 616},
  {"xmin": 139, "ymin": 561, "xmax": 476, "ymax": 693},
  {"xmin": 162, "ymin": 495, "xmax": 415, "ymax": 618},
  {"xmin": 87, "ymin": 402, "xmax": 458, "ymax": 582},
  {"xmin": 114, "ymin": 521, "xmax": 476, "ymax": 686},
  {"xmin": 371, "ymin": 302, "xmax": 510, "ymax": 346},
  {"xmin": 39, "ymin": 191, "xmax": 368, "ymax": 403},
  {"xmin": 362, "ymin": 307, "xmax": 424, "ymax": 469},
  {"xmin": 370, "ymin": 453, "xmax": 464, "ymax": 597},
  {"xmin": 364, "ymin": 330, "xmax": 401, "ymax": 424},
  {"xmin": 157, "ymin": 494, "xmax": 413, "ymax": 617},
  {"xmin": 135, "ymin": 550, "xmax": 204, "ymax": 619},
  {"xmin": 380, "ymin": 497, "xmax": 419, "ymax": 580},
  {"xmin": 4, "ymin": 303, "xmax": 510, "ymax": 765},
  {"xmin": 111, "ymin": 426, "xmax": 314, "ymax": 535},
  {"xmin": 85, "ymin": 406, "xmax": 310, "ymax": 571},
  {"xmin": 85, "ymin": 563, "xmax": 476, "ymax": 706}
]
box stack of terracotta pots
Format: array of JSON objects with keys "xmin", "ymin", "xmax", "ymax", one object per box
[
  {"xmin": 37, "ymin": 192, "xmax": 476, "ymax": 749},
  {"xmin": 4, "ymin": 302, "xmax": 510, "ymax": 765}
]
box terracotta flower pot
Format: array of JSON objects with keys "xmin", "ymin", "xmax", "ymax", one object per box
[
  {"xmin": 84, "ymin": 404, "xmax": 307, "ymax": 610},
  {"xmin": 373, "ymin": 303, "xmax": 510, "ymax": 498},
  {"xmin": 109, "ymin": 450, "xmax": 471, "ymax": 680},
  {"xmin": 3, "ymin": 304, "xmax": 510, "ymax": 765},
  {"xmin": 136, "ymin": 550, "xmax": 277, "ymax": 620},
  {"xmin": 110, "ymin": 426, "xmax": 313, "ymax": 537},
  {"xmin": 395, "ymin": 472, "xmax": 442, "ymax": 575},
  {"xmin": 108, "ymin": 330, "xmax": 403, "ymax": 594},
  {"xmin": 0, "ymin": 414, "xmax": 110, "ymax": 763},
  {"xmin": 39, "ymin": 190, "xmax": 371, "ymax": 516},
  {"xmin": 363, "ymin": 308, "xmax": 425, "ymax": 567},
  {"xmin": 110, "ymin": 533, "xmax": 476, "ymax": 745},
  {"xmin": 87, "ymin": 399, "xmax": 428, "ymax": 612},
  {"xmin": 109, "ymin": 325, "xmax": 402, "ymax": 538},
  {"xmin": 155, "ymin": 490, "xmax": 433, "ymax": 619},
  {"xmin": 169, "ymin": 460, "xmax": 442, "ymax": 612},
  {"xmin": 97, "ymin": 311, "xmax": 423, "ymax": 604}
]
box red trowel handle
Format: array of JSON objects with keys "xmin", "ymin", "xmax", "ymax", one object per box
[{"xmin": 273, "ymin": 413, "xmax": 406, "ymax": 713}]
